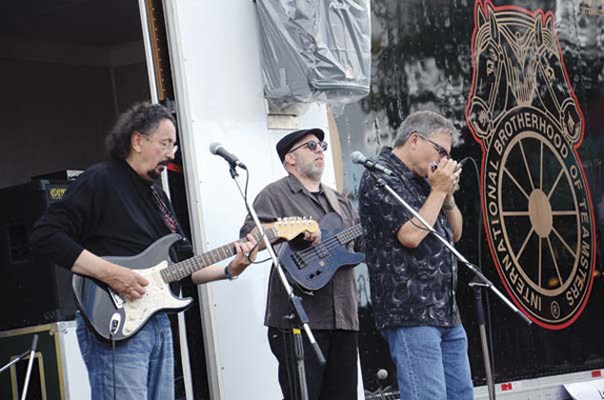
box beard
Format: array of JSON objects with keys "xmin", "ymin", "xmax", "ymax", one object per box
[
  {"xmin": 296, "ymin": 160, "xmax": 323, "ymax": 181},
  {"xmin": 147, "ymin": 160, "xmax": 169, "ymax": 181},
  {"xmin": 147, "ymin": 168, "xmax": 161, "ymax": 181}
]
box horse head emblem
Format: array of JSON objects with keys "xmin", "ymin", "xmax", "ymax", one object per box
[
  {"xmin": 467, "ymin": 0, "xmax": 584, "ymax": 145},
  {"xmin": 533, "ymin": 14, "xmax": 584, "ymax": 144},
  {"xmin": 467, "ymin": 3, "xmax": 509, "ymax": 140}
]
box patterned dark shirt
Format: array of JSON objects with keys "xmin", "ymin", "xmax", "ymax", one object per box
[{"xmin": 358, "ymin": 147, "xmax": 461, "ymax": 330}]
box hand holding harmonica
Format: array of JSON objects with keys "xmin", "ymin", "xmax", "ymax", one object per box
[{"xmin": 428, "ymin": 158, "xmax": 460, "ymax": 195}]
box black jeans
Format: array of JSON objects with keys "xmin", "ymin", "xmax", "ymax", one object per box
[{"xmin": 268, "ymin": 327, "xmax": 358, "ymax": 400}]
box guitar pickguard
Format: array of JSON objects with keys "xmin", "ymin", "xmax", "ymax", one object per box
[{"xmin": 121, "ymin": 261, "xmax": 191, "ymax": 335}]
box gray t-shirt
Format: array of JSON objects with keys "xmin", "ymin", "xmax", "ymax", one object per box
[{"xmin": 240, "ymin": 174, "xmax": 360, "ymax": 331}]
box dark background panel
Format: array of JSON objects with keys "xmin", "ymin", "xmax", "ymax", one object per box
[{"xmin": 341, "ymin": 0, "xmax": 604, "ymax": 391}]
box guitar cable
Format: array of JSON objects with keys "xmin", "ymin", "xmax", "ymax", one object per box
[
  {"xmin": 109, "ymin": 312, "xmax": 120, "ymax": 400},
  {"xmin": 239, "ymin": 167, "xmax": 283, "ymax": 265},
  {"xmin": 110, "ymin": 333, "xmax": 117, "ymax": 400}
]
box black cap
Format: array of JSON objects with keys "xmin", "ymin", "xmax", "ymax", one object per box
[{"xmin": 276, "ymin": 128, "xmax": 325, "ymax": 163}]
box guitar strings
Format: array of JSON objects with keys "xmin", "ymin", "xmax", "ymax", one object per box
[
  {"xmin": 294, "ymin": 228, "xmax": 363, "ymax": 264},
  {"xmin": 164, "ymin": 227, "xmax": 362, "ymax": 281}
]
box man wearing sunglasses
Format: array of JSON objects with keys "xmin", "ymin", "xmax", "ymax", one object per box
[
  {"xmin": 240, "ymin": 128, "xmax": 362, "ymax": 400},
  {"xmin": 358, "ymin": 111, "xmax": 473, "ymax": 400}
]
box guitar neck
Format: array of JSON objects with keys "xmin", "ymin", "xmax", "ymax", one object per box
[
  {"xmin": 161, "ymin": 229, "xmax": 274, "ymax": 283},
  {"xmin": 335, "ymin": 224, "xmax": 363, "ymax": 245}
]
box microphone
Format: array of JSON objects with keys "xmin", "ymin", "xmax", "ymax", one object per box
[
  {"xmin": 376, "ymin": 369, "xmax": 388, "ymax": 381},
  {"xmin": 351, "ymin": 151, "xmax": 393, "ymax": 176},
  {"xmin": 209, "ymin": 143, "xmax": 247, "ymax": 169}
]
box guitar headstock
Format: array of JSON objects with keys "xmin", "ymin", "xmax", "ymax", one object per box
[{"xmin": 273, "ymin": 217, "xmax": 319, "ymax": 241}]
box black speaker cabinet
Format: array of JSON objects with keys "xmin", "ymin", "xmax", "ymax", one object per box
[{"xmin": 0, "ymin": 180, "xmax": 75, "ymax": 331}]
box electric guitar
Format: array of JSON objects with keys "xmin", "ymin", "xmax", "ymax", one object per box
[
  {"xmin": 277, "ymin": 212, "xmax": 364, "ymax": 291},
  {"xmin": 73, "ymin": 218, "xmax": 318, "ymax": 341}
]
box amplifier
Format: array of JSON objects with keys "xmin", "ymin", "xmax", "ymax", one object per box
[
  {"xmin": 0, "ymin": 180, "xmax": 75, "ymax": 331},
  {"xmin": 31, "ymin": 170, "xmax": 83, "ymax": 182}
]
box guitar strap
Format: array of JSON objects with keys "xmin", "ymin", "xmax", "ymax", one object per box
[
  {"xmin": 323, "ymin": 185, "xmax": 342, "ymax": 217},
  {"xmin": 150, "ymin": 186, "xmax": 179, "ymax": 233}
]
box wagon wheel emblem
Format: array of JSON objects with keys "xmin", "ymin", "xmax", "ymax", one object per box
[{"xmin": 498, "ymin": 132, "xmax": 579, "ymax": 299}]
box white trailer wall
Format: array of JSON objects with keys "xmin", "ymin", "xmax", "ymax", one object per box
[{"xmin": 163, "ymin": 1, "xmax": 338, "ymax": 399}]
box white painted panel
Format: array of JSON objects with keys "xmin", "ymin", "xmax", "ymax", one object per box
[
  {"xmin": 57, "ymin": 321, "xmax": 91, "ymax": 400},
  {"xmin": 165, "ymin": 1, "xmax": 338, "ymax": 399}
]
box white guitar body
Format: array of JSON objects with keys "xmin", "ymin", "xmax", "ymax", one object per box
[
  {"xmin": 73, "ymin": 234, "xmax": 194, "ymax": 341},
  {"xmin": 120, "ymin": 261, "xmax": 192, "ymax": 336}
]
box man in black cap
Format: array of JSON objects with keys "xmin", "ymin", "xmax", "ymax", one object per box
[{"xmin": 240, "ymin": 128, "xmax": 362, "ymax": 399}]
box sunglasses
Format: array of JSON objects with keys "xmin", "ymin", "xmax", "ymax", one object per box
[
  {"xmin": 288, "ymin": 140, "xmax": 328, "ymax": 154},
  {"xmin": 417, "ymin": 133, "xmax": 450, "ymax": 159}
]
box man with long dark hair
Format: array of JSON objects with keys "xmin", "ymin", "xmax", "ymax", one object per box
[{"xmin": 31, "ymin": 102, "xmax": 257, "ymax": 400}]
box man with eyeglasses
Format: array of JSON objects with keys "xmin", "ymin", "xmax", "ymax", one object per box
[
  {"xmin": 358, "ymin": 111, "xmax": 473, "ymax": 400},
  {"xmin": 31, "ymin": 102, "xmax": 257, "ymax": 400},
  {"xmin": 240, "ymin": 128, "xmax": 362, "ymax": 400}
]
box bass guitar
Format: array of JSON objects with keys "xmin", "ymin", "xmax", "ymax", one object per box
[
  {"xmin": 277, "ymin": 212, "xmax": 364, "ymax": 291},
  {"xmin": 73, "ymin": 218, "xmax": 318, "ymax": 341}
]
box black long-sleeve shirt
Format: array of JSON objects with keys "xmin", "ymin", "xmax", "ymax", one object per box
[{"xmin": 31, "ymin": 159, "xmax": 186, "ymax": 271}]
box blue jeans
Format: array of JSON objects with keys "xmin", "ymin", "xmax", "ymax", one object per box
[
  {"xmin": 76, "ymin": 312, "xmax": 174, "ymax": 400},
  {"xmin": 382, "ymin": 325, "xmax": 473, "ymax": 400}
]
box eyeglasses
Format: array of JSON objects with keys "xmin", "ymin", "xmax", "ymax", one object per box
[
  {"xmin": 288, "ymin": 140, "xmax": 328, "ymax": 154},
  {"xmin": 417, "ymin": 133, "xmax": 449, "ymax": 159},
  {"xmin": 144, "ymin": 136, "xmax": 178, "ymax": 153}
]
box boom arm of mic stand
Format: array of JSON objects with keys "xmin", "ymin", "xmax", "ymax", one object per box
[
  {"xmin": 228, "ymin": 166, "xmax": 326, "ymax": 365},
  {"xmin": 370, "ymin": 172, "xmax": 532, "ymax": 326},
  {"xmin": 0, "ymin": 350, "xmax": 31, "ymax": 375}
]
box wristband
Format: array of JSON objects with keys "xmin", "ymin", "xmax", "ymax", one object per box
[{"xmin": 224, "ymin": 264, "xmax": 238, "ymax": 280}]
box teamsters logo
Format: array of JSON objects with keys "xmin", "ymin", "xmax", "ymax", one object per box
[{"xmin": 466, "ymin": 1, "xmax": 596, "ymax": 329}]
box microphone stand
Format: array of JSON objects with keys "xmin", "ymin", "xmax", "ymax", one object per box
[
  {"xmin": 226, "ymin": 162, "xmax": 325, "ymax": 400},
  {"xmin": 367, "ymin": 170, "xmax": 532, "ymax": 400},
  {"xmin": 0, "ymin": 334, "xmax": 39, "ymax": 400},
  {"xmin": 469, "ymin": 280, "xmax": 496, "ymax": 400}
]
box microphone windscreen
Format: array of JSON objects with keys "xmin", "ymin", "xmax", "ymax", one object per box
[
  {"xmin": 376, "ymin": 369, "xmax": 388, "ymax": 380},
  {"xmin": 351, "ymin": 151, "xmax": 364, "ymax": 164},
  {"xmin": 209, "ymin": 142, "xmax": 222, "ymax": 155}
]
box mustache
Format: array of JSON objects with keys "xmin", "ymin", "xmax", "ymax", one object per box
[{"xmin": 157, "ymin": 159, "xmax": 170, "ymax": 167}]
